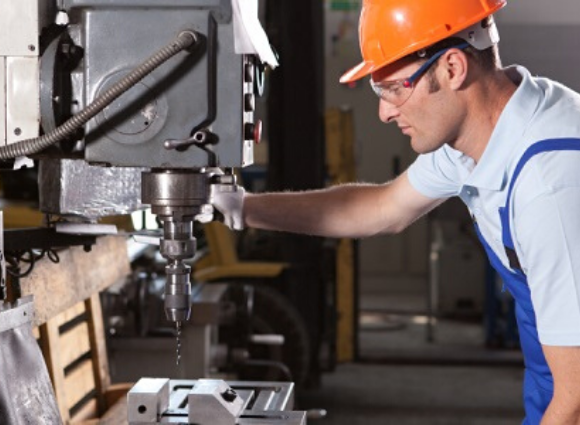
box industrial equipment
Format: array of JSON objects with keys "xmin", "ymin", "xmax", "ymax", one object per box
[
  {"xmin": 127, "ymin": 378, "xmax": 306, "ymax": 424},
  {"xmin": 0, "ymin": 1, "xmax": 307, "ymax": 423},
  {"xmin": 1, "ymin": 0, "xmax": 272, "ymax": 339}
]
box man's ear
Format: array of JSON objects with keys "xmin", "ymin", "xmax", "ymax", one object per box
[{"xmin": 440, "ymin": 48, "xmax": 469, "ymax": 90}]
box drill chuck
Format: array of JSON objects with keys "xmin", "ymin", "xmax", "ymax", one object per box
[
  {"xmin": 164, "ymin": 262, "xmax": 192, "ymax": 322},
  {"xmin": 142, "ymin": 169, "xmax": 209, "ymax": 324}
]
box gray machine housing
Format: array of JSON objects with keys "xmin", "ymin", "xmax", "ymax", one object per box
[
  {"xmin": 63, "ymin": 0, "xmax": 255, "ymax": 169},
  {"xmin": 39, "ymin": 158, "xmax": 146, "ymax": 218}
]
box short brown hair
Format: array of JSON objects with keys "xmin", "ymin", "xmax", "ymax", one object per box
[{"xmin": 422, "ymin": 37, "xmax": 501, "ymax": 73}]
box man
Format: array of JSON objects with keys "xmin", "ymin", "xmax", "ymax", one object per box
[{"xmin": 210, "ymin": 0, "xmax": 580, "ymax": 423}]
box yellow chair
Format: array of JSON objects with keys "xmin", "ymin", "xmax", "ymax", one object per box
[{"xmin": 193, "ymin": 222, "xmax": 287, "ymax": 282}]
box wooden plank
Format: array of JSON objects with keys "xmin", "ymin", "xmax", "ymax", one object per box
[
  {"xmin": 65, "ymin": 360, "xmax": 96, "ymax": 412},
  {"xmin": 324, "ymin": 108, "xmax": 343, "ymax": 180},
  {"xmin": 19, "ymin": 236, "xmax": 131, "ymax": 326},
  {"xmin": 56, "ymin": 301, "xmax": 87, "ymax": 328},
  {"xmin": 324, "ymin": 108, "xmax": 357, "ymax": 363},
  {"xmin": 97, "ymin": 397, "xmax": 127, "ymax": 425},
  {"xmin": 70, "ymin": 398, "xmax": 99, "ymax": 424},
  {"xmin": 104, "ymin": 383, "xmax": 133, "ymax": 409},
  {"xmin": 39, "ymin": 319, "xmax": 70, "ymax": 422},
  {"xmin": 336, "ymin": 239, "xmax": 355, "ymax": 362},
  {"xmin": 72, "ymin": 398, "xmax": 127, "ymax": 425},
  {"xmin": 86, "ymin": 294, "xmax": 110, "ymax": 414},
  {"xmin": 60, "ymin": 321, "xmax": 91, "ymax": 368}
]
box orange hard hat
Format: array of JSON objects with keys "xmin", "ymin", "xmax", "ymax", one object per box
[{"xmin": 340, "ymin": 0, "xmax": 507, "ymax": 83}]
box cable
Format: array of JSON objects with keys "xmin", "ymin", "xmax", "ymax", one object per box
[{"xmin": 0, "ymin": 30, "xmax": 199, "ymax": 160}]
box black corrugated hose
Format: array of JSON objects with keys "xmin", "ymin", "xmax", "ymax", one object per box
[{"xmin": 0, "ymin": 30, "xmax": 198, "ymax": 160}]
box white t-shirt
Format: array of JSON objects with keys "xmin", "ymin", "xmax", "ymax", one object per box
[{"xmin": 408, "ymin": 65, "xmax": 580, "ymax": 346}]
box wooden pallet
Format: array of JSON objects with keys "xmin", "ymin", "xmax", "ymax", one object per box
[{"xmin": 19, "ymin": 236, "xmax": 132, "ymax": 424}]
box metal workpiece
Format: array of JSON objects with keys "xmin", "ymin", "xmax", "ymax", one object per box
[
  {"xmin": 127, "ymin": 378, "xmax": 307, "ymax": 425},
  {"xmin": 188, "ymin": 379, "xmax": 244, "ymax": 425},
  {"xmin": 127, "ymin": 378, "xmax": 171, "ymax": 423}
]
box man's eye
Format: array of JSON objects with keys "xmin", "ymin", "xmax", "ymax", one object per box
[{"xmin": 386, "ymin": 84, "xmax": 402, "ymax": 95}]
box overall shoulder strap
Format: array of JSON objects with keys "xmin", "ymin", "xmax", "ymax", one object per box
[{"xmin": 501, "ymin": 138, "xmax": 580, "ymax": 271}]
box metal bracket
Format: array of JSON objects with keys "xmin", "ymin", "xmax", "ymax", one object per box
[{"xmin": 0, "ymin": 295, "xmax": 35, "ymax": 333}]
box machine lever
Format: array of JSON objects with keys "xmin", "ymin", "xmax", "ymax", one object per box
[
  {"xmin": 164, "ymin": 129, "xmax": 218, "ymax": 150},
  {"xmin": 164, "ymin": 129, "xmax": 219, "ymax": 166}
]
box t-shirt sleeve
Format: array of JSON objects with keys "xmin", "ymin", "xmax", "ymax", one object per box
[{"xmin": 407, "ymin": 146, "xmax": 462, "ymax": 199}]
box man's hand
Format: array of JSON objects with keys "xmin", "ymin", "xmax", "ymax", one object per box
[
  {"xmin": 212, "ymin": 183, "xmax": 246, "ymax": 230},
  {"xmin": 195, "ymin": 183, "xmax": 246, "ymax": 230}
]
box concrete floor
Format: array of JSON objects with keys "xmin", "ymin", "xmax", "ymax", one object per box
[
  {"xmin": 297, "ymin": 363, "xmax": 524, "ymax": 425},
  {"xmin": 296, "ymin": 290, "xmax": 526, "ymax": 424}
]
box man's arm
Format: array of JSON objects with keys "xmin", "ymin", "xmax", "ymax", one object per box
[
  {"xmin": 541, "ymin": 346, "xmax": 580, "ymax": 424},
  {"xmin": 243, "ymin": 171, "xmax": 444, "ymax": 238}
]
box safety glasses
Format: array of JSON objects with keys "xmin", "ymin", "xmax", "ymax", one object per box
[{"xmin": 369, "ymin": 42, "xmax": 469, "ymax": 107}]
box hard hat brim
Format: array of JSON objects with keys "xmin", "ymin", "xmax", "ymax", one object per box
[
  {"xmin": 339, "ymin": 0, "xmax": 506, "ymax": 84},
  {"xmin": 340, "ymin": 61, "xmax": 377, "ymax": 84}
]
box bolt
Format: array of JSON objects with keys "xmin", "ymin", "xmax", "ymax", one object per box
[
  {"xmin": 14, "ymin": 128, "xmax": 21, "ymax": 136},
  {"xmin": 221, "ymin": 388, "xmax": 238, "ymax": 403},
  {"xmin": 28, "ymin": 45, "xmax": 35, "ymax": 52}
]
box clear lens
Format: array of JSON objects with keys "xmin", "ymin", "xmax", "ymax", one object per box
[
  {"xmin": 369, "ymin": 44, "xmax": 469, "ymax": 107},
  {"xmin": 369, "ymin": 78, "xmax": 414, "ymax": 107}
]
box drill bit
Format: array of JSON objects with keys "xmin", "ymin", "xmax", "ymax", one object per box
[{"xmin": 176, "ymin": 321, "xmax": 182, "ymax": 366}]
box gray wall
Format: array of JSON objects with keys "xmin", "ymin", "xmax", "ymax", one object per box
[
  {"xmin": 324, "ymin": 1, "xmax": 580, "ymax": 295},
  {"xmin": 499, "ymin": 24, "xmax": 580, "ymax": 91}
]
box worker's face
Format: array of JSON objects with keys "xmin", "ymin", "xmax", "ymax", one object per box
[{"xmin": 371, "ymin": 54, "xmax": 461, "ymax": 154}]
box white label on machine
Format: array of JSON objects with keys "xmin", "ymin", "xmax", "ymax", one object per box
[
  {"xmin": 0, "ymin": 0, "xmax": 39, "ymax": 57},
  {"xmin": 6, "ymin": 57, "xmax": 40, "ymax": 144},
  {"xmin": 0, "ymin": 57, "xmax": 6, "ymax": 146},
  {"xmin": 232, "ymin": 0, "xmax": 279, "ymax": 68}
]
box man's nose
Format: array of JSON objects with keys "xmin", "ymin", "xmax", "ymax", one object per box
[{"xmin": 378, "ymin": 99, "xmax": 400, "ymax": 123}]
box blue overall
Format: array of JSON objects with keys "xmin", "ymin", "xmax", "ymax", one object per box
[{"xmin": 474, "ymin": 139, "xmax": 580, "ymax": 424}]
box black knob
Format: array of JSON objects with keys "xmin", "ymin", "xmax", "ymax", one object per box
[
  {"xmin": 244, "ymin": 121, "xmax": 262, "ymax": 143},
  {"xmin": 221, "ymin": 388, "xmax": 238, "ymax": 403}
]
